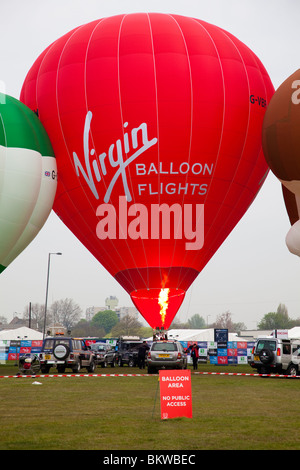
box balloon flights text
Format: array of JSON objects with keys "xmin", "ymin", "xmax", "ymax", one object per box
[{"xmin": 20, "ymin": 13, "xmax": 274, "ymax": 330}]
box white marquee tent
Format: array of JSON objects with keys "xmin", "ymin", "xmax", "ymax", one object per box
[
  {"xmin": 0, "ymin": 326, "xmax": 43, "ymax": 341},
  {"xmin": 288, "ymin": 327, "xmax": 300, "ymax": 339},
  {"xmin": 148, "ymin": 328, "xmax": 248, "ymax": 343}
]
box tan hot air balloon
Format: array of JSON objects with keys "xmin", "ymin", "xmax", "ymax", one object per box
[{"xmin": 262, "ymin": 69, "xmax": 300, "ymax": 256}]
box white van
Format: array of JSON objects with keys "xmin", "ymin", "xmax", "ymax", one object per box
[{"xmin": 250, "ymin": 337, "xmax": 300, "ymax": 376}]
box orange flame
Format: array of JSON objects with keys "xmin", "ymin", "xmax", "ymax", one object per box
[{"xmin": 158, "ymin": 288, "xmax": 170, "ymax": 326}]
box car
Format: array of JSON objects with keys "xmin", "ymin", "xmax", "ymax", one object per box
[
  {"xmin": 115, "ymin": 336, "xmax": 145, "ymax": 367},
  {"xmin": 90, "ymin": 342, "xmax": 117, "ymax": 368},
  {"xmin": 250, "ymin": 336, "xmax": 300, "ymax": 376},
  {"xmin": 39, "ymin": 336, "xmax": 96, "ymax": 374},
  {"xmin": 147, "ymin": 340, "xmax": 187, "ymax": 374}
]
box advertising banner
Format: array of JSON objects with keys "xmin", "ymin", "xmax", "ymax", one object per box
[
  {"xmin": 198, "ymin": 347, "xmax": 207, "ymax": 363},
  {"xmin": 159, "ymin": 370, "xmax": 192, "ymax": 420},
  {"xmin": 228, "ymin": 356, "xmax": 238, "ymax": 364},
  {"xmin": 227, "ymin": 348, "xmax": 237, "ymax": 357},
  {"xmin": 214, "ymin": 329, "xmax": 228, "ymax": 343},
  {"xmin": 238, "ymin": 355, "xmax": 248, "ymax": 364},
  {"xmin": 218, "ymin": 356, "xmax": 228, "ymax": 365}
]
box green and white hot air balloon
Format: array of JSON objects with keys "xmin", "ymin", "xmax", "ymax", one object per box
[{"xmin": 0, "ymin": 93, "xmax": 57, "ymax": 273}]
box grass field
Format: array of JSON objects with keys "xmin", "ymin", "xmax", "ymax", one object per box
[{"xmin": 1, "ymin": 362, "xmax": 300, "ymax": 450}]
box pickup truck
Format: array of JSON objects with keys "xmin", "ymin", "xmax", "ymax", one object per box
[
  {"xmin": 90, "ymin": 342, "xmax": 117, "ymax": 368},
  {"xmin": 115, "ymin": 336, "xmax": 145, "ymax": 367}
]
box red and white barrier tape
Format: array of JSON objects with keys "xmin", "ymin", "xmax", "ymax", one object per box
[
  {"xmin": 0, "ymin": 371, "xmax": 299, "ymax": 379},
  {"xmin": 194, "ymin": 371, "xmax": 300, "ymax": 378},
  {"xmin": 0, "ymin": 373, "xmax": 148, "ymax": 378}
]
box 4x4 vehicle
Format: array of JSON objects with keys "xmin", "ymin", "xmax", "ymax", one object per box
[
  {"xmin": 39, "ymin": 336, "xmax": 96, "ymax": 374},
  {"xmin": 90, "ymin": 342, "xmax": 116, "ymax": 368},
  {"xmin": 147, "ymin": 340, "xmax": 187, "ymax": 374},
  {"xmin": 250, "ymin": 336, "xmax": 300, "ymax": 376},
  {"xmin": 115, "ymin": 336, "xmax": 144, "ymax": 367}
]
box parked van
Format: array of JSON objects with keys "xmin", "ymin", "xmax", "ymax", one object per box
[{"xmin": 250, "ymin": 336, "xmax": 300, "ymax": 376}]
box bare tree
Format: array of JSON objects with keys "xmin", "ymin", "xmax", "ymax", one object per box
[
  {"xmin": 23, "ymin": 303, "xmax": 45, "ymax": 331},
  {"xmin": 110, "ymin": 314, "xmax": 142, "ymax": 336},
  {"xmin": 50, "ymin": 298, "xmax": 82, "ymax": 331},
  {"xmin": 213, "ymin": 311, "xmax": 234, "ymax": 332},
  {"xmin": 212, "ymin": 310, "xmax": 247, "ymax": 333}
]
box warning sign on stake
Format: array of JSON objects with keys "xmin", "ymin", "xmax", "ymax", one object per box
[{"xmin": 159, "ymin": 369, "xmax": 192, "ymax": 420}]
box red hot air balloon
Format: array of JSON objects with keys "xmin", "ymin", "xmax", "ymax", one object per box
[
  {"xmin": 21, "ymin": 13, "xmax": 274, "ymax": 330},
  {"xmin": 262, "ymin": 70, "xmax": 300, "ymax": 256}
]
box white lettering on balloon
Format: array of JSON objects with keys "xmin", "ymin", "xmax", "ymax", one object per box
[
  {"xmin": 96, "ymin": 196, "xmax": 204, "ymax": 251},
  {"xmin": 291, "ymin": 80, "xmax": 300, "ymax": 105},
  {"xmin": 72, "ymin": 111, "xmax": 158, "ymax": 202}
]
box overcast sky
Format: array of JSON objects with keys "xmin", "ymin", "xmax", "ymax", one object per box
[{"xmin": 1, "ymin": 0, "xmax": 300, "ymax": 329}]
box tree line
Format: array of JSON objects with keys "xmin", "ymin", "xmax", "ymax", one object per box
[
  {"xmin": 173, "ymin": 304, "xmax": 300, "ymax": 332},
  {"xmin": 256, "ymin": 303, "xmax": 300, "ymax": 330},
  {"xmin": 2, "ymin": 299, "xmax": 298, "ymax": 338},
  {"xmin": 20, "ymin": 301, "xmax": 153, "ymax": 338}
]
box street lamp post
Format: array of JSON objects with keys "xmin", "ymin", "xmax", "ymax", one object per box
[{"xmin": 43, "ymin": 252, "xmax": 62, "ymax": 339}]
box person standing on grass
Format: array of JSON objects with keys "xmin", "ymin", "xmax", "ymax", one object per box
[
  {"xmin": 191, "ymin": 343, "xmax": 199, "ymax": 370},
  {"xmin": 138, "ymin": 341, "xmax": 150, "ymax": 369}
]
